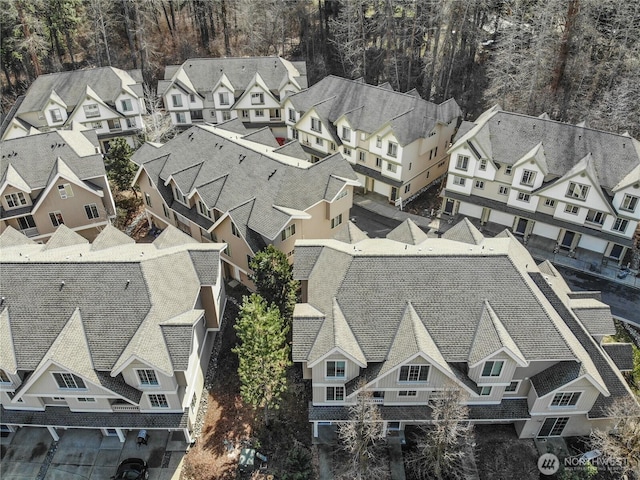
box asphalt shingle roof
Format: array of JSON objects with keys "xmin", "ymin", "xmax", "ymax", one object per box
[{"xmin": 601, "ymin": 343, "xmax": 634, "ymax": 371}]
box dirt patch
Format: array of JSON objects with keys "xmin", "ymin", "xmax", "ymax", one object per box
[
  {"xmin": 474, "ymin": 425, "xmax": 539, "ymax": 480},
  {"xmin": 403, "ymin": 181, "xmax": 446, "ymax": 217}
]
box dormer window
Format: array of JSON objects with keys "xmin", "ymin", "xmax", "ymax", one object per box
[
  {"xmin": 5, "ymin": 192, "xmax": 27, "ymax": 208},
  {"xmin": 520, "ymin": 169, "xmax": 536, "ymax": 186},
  {"xmin": 172, "ymin": 94, "xmax": 183, "ymax": 108},
  {"xmin": 136, "ymin": 369, "xmax": 159, "ymax": 386},
  {"xmin": 550, "ymin": 392, "xmax": 581, "ymax": 407},
  {"xmin": 310, "ymin": 117, "xmax": 322, "ymax": 133},
  {"xmin": 251, "ymin": 92, "xmax": 265, "ymax": 105},
  {"xmin": 481, "ymin": 360, "xmax": 503, "ymax": 377},
  {"xmin": 0, "ymin": 369, "xmax": 11, "ymax": 384},
  {"xmin": 621, "ymin": 194, "xmax": 638, "ymax": 212},
  {"xmin": 83, "ymin": 104, "xmax": 100, "ymax": 118},
  {"xmin": 566, "ymin": 182, "xmax": 589, "ymax": 201},
  {"xmin": 341, "ymin": 126, "xmax": 351, "ymax": 142},
  {"xmin": 399, "ymin": 365, "xmax": 429, "ymax": 382},
  {"xmin": 219, "ymin": 92, "xmax": 229, "ymax": 105},
  {"xmin": 197, "ymin": 200, "xmax": 211, "ymax": 219},
  {"xmin": 387, "ymin": 141, "xmax": 398, "ymax": 158},
  {"xmin": 58, "ymin": 184, "xmax": 74, "ymax": 199},
  {"xmin": 121, "ymin": 99, "xmax": 133, "ymax": 112},
  {"xmin": 455, "ymin": 155, "xmax": 469, "ymax": 171},
  {"xmin": 173, "ymin": 185, "xmax": 187, "ymax": 204},
  {"xmin": 50, "ymin": 108, "xmax": 63, "ymax": 122},
  {"xmin": 326, "ymin": 361, "xmax": 345, "ymax": 378},
  {"xmin": 53, "ymin": 372, "xmax": 86, "ymax": 389}
]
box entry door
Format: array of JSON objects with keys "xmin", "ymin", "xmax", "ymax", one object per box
[
  {"xmin": 560, "ymin": 231, "xmax": 575, "ymax": 249},
  {"xmin": 609, "ymin": 244, "xmax": 623, "ymax": 260},
  {"xmin": 444, "ymin": 199, "xmax": 455, "ymax": 215},
  {"xmin": 538, "ymin": 417, "xmax": 569, "ymax": 437},
  {"xmin": 515, "ymin": 218, "xmax": 528, "ymax": 235},
  {"xmin": 390, "ymin": 187, "xmax": 398, "ymax": 202}
]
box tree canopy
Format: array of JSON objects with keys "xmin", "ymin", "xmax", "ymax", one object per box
[
  {"xmin": 249, "ymin": 245, "xmax": 298, "ymax": 322},
  {"xmin": 232, "ymin": 293, "xmax": 291, "ymax": 424},
  {"xmin": 104, "ymin": 137, "xmax": 137, "ymax": 194}
]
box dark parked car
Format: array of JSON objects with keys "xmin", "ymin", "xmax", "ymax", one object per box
[{"xmin": 112, "ymin": 458, "xmax": 149, "ymax": 480}]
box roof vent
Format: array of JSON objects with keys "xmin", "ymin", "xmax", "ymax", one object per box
[
  {"xmin": 218, "ymin": 144, "xmax": 222, "ymax": 149},
  {"xmin": 60, "ymin": 281, "xmax": 65, "ymax": 290},
  {"xmin": 268, "ymin": 169, "xmax": 277, "ymax": 180},
  {"xmin": 126, "ymin": 279, "xmax": 130, "ymax": 289},
  {"xmin": 0, "ymin": 297, "xmax": 5, "ymax": 306}
]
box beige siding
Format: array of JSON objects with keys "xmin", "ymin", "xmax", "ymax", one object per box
[
  {"xmin": 468, "ymin": 353, "xmax": 516, "ymax": 384},
  {"xmin": 529, "ymin": 377, "xmax": 601, "ymax": 414},
  {"xmin": 22, "ymin": 364, "xmax": 115, "ymax": 399},
  {"xmin": 121, "ymin": 361, "xmax": 179, "ymax": 392},
  {"xmin": 372, "ymin": 359, "xmax": 449, "ymax": 390},
  {"xmin": 310, "ymin": 354, "xmax": 360, "ymax": 384}
]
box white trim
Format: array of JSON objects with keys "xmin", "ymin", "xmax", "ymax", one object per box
[{"xmin": 307, "ymin": 346, "xmax": 367, "ymax": 369}]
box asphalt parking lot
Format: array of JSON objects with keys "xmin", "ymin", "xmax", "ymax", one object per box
[{"xmin": 0, "ymin": 427, "xmax": 185, "ymax": 479}]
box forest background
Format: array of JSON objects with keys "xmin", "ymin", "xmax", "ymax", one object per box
[{"xmin": 1, "ymin": 0, "xmax": 639, "ymax": 137}]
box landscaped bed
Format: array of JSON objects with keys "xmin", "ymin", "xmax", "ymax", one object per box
[{"xmin": 473, "ymin": 424, "xmax": 539, "ymax": 480}]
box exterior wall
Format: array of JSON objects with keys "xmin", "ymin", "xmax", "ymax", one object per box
[
  {"xmin": 528, "ymin": 377, "xmax": 600, "ymax": 415},
  {"xmin": 213, "ymin": 216, "xmax": 254, "ymax": 277},
  {"xmin": 121, "ymin": 361, "xmax": 179, "ymax": 393},
  {"xmin": 518, "ymin": 414, "xmax": 593, "ymax": 438}
]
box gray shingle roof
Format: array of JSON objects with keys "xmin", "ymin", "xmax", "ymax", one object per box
[
  {"xmin": 242, "ymin": 127, "xmax": 279, "ymax": 147},
  {"xmin": 386, "ymin": 219, "xmax": 429, "ymax": 245},
  {"xmin": 17, "ymin": 67, "xmax": 142, "ymax": 114},
  {"xmin": 466, "ymin": 110, "xmax": 640, "ymax": 190},
  {"xmin": 288, "ymin": 76, "xmax": 461, "ymax": 146},
  {"xmin": 601, "ymin": 343, "xmax": 634, "ymax": 371},
  {"xmin": 132, "ymin": 125, "xmax": 357, "ymax": 242},
  {"xmin": 0, "ymin": 225, "xmax": 223, "ymax": 379},
  {"xmin": 273, "ymin": 141, "xmax": 310, "ymax": 161},
  {"xmin": 531, "ymin": 361, "xmax": 584, "ymax": 397},
  {"xmin": 0, "ymin": 130, "xmax": 106, "ymax": 192},
  {"xmin": 161, "ymin": 325, "xmax": 194, "ymax": 371},
  {"xmin": 571, "ymin": 308, "xmax": 615, "ymax": 337},
  {"xmin": 162, "ymin": 57, "xmax": 307, "ymax": 95},
  {"xmin": 333, "ymin": 221, "xmax": 369, "ymax": 244},
  {"xmin": 0, "ymin": 226, "xmax": 35, "ymax": 248},
  {"xmin": 442, "ymin": 217, "xmax": 485, "ymax": 245}
]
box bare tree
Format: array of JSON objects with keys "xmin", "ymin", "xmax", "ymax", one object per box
[
  {"xmin": 141, "ymin": 84, "xmax": 177, "ymax": 144},
  {"xmin": 590, "ymin": 397, "xmax": 640, "ymax": 478},
  {"xmin": 405, "ymin": 383, "xmax": 475, "ymax": 480},
  {"xmin": 336, "ymin": 380, "xmax": 389, "ymax": 480}
]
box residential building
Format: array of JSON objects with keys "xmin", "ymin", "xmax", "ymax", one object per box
[
  {"xmin": 0, "ymin": 224, "xmax": 226, "ymax": 443},
  {"xmin": 0, "ymin": 128, "xmax": 116, "ymax": 242},
  {"xmin": 292, "ymin": 218, "xmax": 635, "ymax": 439},
  {"xmin": 158, "ymin": 57, "xmax": 307, "ymax": 137},
  {"xmin": 283, "ymin": 76, "xmax": 461, "ymax": 203},
  {"xmin": 131, "ymin": 120, "xmax": 359, "ymax": 287},
  {"xmin": 442, "ymin": 106, "xmax": 640, "ymax": 265},
  {"xmin": 1, "ymin": 67, "xmax": 145, "ymax": 151}
]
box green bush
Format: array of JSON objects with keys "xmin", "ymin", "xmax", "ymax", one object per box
[{"xmin": 280, "ymin": 444, "xmax": 313, "ymax": 480}]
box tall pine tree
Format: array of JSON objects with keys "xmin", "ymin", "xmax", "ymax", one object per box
[{"xmin": 249, "ymin": 245, "xmax": 298, "ymax": 322}]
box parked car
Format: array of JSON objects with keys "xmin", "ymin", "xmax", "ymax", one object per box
[{"xmin": 112, "ymin": 458, "xmax": 149, "ymax": 479}]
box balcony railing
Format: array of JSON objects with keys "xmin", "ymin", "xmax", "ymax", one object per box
[
  {"xmin": 367, "ymin": 397, "xmax": 384, "ymax": 404},
  {"xmin": 21, "ymin": 227, "xmax": 39, "ymax": 238},
  {"xmin": 112, "ymin": 404, "xmax": 140, "ymax": 413}
]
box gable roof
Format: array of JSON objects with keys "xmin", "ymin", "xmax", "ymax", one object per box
[
  {"xmin": 287, "ymin": 76, "xmax": 461, "ymax": 146},
  {"xmin": 132, "ymin": 125, "xmax": 358, "ymax": 243},
  {"xmin": 458, "ymin": 108, "xmax": 640, "ymax": 190},
  {"xmin": 386, "ymin": 219, "xmax": 429, "ymax": 245},
  {"xmin": 442, "ymin": 217, "xmax": 485, "ymax": 245},
  {"xmin": 0, "ymin": 225, "xmax": 224, "ymax": 376},
  {"xmin": 333, "ymin": 221, "xmax": 369, "ymax": 244},
  {"xmin": 161, "ymin": 57, "xmax": 307, "ymax": 96}
]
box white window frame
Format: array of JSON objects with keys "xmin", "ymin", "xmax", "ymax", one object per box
[
  {"xmin": 5, "ymin": 192, "xmax": 27, "ymax": 208},
  {"xmin": 242, "ymin": 110, "xmax": 250, "ymax": 119},
  {"xmin": 251, "ymin": 92, "xmax": 265, "ymax": 105},
  {"xmin": 125, "ymin": 117, "xmax": 136, "ymax": 129},
  {"xmin": 330, "ymin": 214, "xmax": 343, "ymax": 229},
  {"xmin": 148, "ymin": 393, "xmax": 169, "ymax": 408},
  {"xmin": 398, "ymin": 390, "xmax": 417, "ymax": 397},
  {"xmin": 564, "ymin": 204, "xmax": 579, "ymax": 215},
  {"xmin": 520, "ymin": 169, "xmax": 536, "ymax": 186},
  {"xmin": 386, "ymin": 163, "xmax": 398, "ymax": 173},
  {"xmin": 585, "ymin": 209, "xmax": 605, "ymax": 225},
  {"xmin": 326, "ymin": 360, "xmax": 346, "ymax": 379},
  {"xmin": 197, "ymin": 200, "xmax": 211, "ymax": 218},
  {"xmin": 281, "ymin": 223, "xmax": 296, "ymax": 240},
  {"xmin": 341, "ymin": 126, "xmax": 351, "ymax": 141},
  {"xmin": 517, "ymin": 192, "xmax": 531, "ymax": 203},
  {"xmin": 612, "ymin": 218, "xmax": 628, "ymax": 233},
  {"xmin": 175, "ymin": 112, "xmax": 187, "ymax": 124},
  {"xmin": 288, "ymin": 109, "xmax": 296, "ymax": 122},
  {"xmin": 136, "ymin": 369, "xmax": 159, "ymax": 386},
  {"xmin": 455, "ymin": 155, "xmax": 469, "ymax": 171},
  {"xmin": 83, "ymin": 104, "xmax": 100, "ymax": 118},
  {"xmin": 53, "ymin": 372, "xmax": 86, "ymax": 390},
  {"xmin": 621, "ymin": 194, "xmax": 638, "ymax": 212},
  {"xmin": 398, "ymin": 365, "xmax": 429, "ymax": 382},
  {"xmin": 84, "ymin": 203, "xmax": 99, "ymax": 219},
  {"xmin": 344, "ymin": 147, "xmax": 352, "ymax": 157},
  {"xmin": 481, "ymin": 360, "xmax": 503, "ymax": 377},
  {"xmin": 78, "ymin": 397, "xmax": 96, "ymax": 402},
  {"xmin": 453, "ymin": 176, "xmax": 465, "ymax": 186},
  {"xmin": 479, "ymin": 159, "xmax": 487, "ymax": 171},
  {"xmin": 544, "ymin": 198, "xmax": 556, "ymax": 207},
  {"xmin": 404, "ymin": 184, "xmax": 411, "ymax": 194},
  {"xmin": 310, "ymin": 117, "xmax": 322, "ymax": 133},
  {"xmin": 171, "ymin": 94, "xmax": 183, "ymax": 108},
  {"xmin": 173, "ymin": 186, "xmax": 187, "ymax": 205},
  {"xmin": 505, "ymin": 381, "xmax": 520, "ymax": 393},
  {"xmin": 222, "ymin": 111, "xmax": 231, "ymax": 121},
  {"xmin": 480, "ymin": 386, "xmax": 492, "ymax": 396},
  {"xmin": 49, "ymin": 211, "xmax": 64, "ymax": 227},
  {"xmin": 566, "ymin": 182, "xmax": 589, "ymax": 201},
  {"xmin": 504, "ymin": 166, "xmax": 513, "ymax": 175},
  {"xmin": 376, "ymin": 136, "xmax": 382, "ymax": 148},
  {"xmin": 498, "ymin": 186, "xmax": 509, "ymax": 196},
  {"xmin": 232, "ymin": 222, "xmax": 241, "ymax": 238},
  {"xmin": 387, "ymin": 141, "xmax": 398, "ymax": 158},
  {"xmin": 255, "ymin": 109, "xmax": 265, "ymax": 118},
  {"xmin": 121, "ymin": 99, "xmax": 133, "ymax": 112},
  {"xmin": 475, "ymin": 180, "xmax": 485, "ymax": 189},
  {"xmin": 550, "ymin": 392, "xmax": 581, "ymax": 408},
  {"xmin": 219, "ymin": 92, "xmax": 229, "ymax": 105},
  {"xmin": 50, "ymin": 108, "xmax": 63, "ymax": 122},
  {"xmin": 0, "ymin": 369, "xmax": 11, "ymax": 384},
  {"xmin": 375, "ymin": 157, "xmax": 382, "ymax": 168},
  {"xmin": 58, "ymin": 184, "xmax": 74, "ymax": 199},
  {"xmin": 326, "ymin": 386, "xmax": 344, "ymax": 402}
]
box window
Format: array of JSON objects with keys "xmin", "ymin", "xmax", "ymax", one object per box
[
  {"xmin": 162, "ymin": 204, "xmax": 170, "ymax": 218},
  {"xmin": 326, "ymin": 386, "xmax": 344, "ymax": 401},
  {"xmin": 376, "ymin": 136, "xmax": 382, "ymax": 148},
  {"xmin": 83, "ymin": 104, "xmax": 100, "ymax": 118},
  {"xmin": 480, "ymin": 386, "xmax": 492, "ymax": 396},
  {"xmin": 315, "ymin": 136, "xmax": 323, "ymax": 146},
  {"xmin": 58, "ymin": 184, "xmax": 74, "ymax": 199},
  {"xmin": 399, "ymin": 390, "xmax": 417, "ymax": 397},
  {"xmin": 251, "ymin": 92, "xmax": 265, "ymax": 105},
  {"xmin": 50, "ymin": 108, "xmax": 63, "ymax": 122},
  {"xmin": 353, "ymin": 151, "xmax": 363, "ymax": 162},
  {"xmin": 621, "ymin": 194, "xmax": 638, "ymax": 212},
  {"xmin": 399, "ymin": 365, "xmax": 429, "ymax": 382},
  {"xmin": 53, "ymin": 372, "xmax": 86, "ymax": 389},
  {"xmin": 191, "ymin": 110, "xmax": 204, "ymax": 120},
  {"xmin": 505, "ymin": 381, "xmax": 519, "ymax": 393},
  {"xmin": 612, "ymin": 218, "xmax": 629, "ymax": 233},
  {"xmin": 453, "ymin": 176, "xmax": 465, "ymax": 186},
  {"xmin": 49, "ymin": 211, "xmax": 64, "ymax": 227},
  {"xmin": 5, "ymin": 192, "xmax": 27, "ymax": 208},
  {"xmin": 189, "ymin": 94, "xmax": 196, "ymax": 103},
  {"xmin": 341, "ymin": 126, "xmax": 351, "ymax": 141},
  {"xmin": 564, "ymin": 204, "xmax": 579, "ymax": 215},
  {"xmin": 148, "ymin": 393, "xmax": 169, "ymax": 408},
  {"xmin": 481, "ymin": 360, "xmax": 503, "ymax": 377},
  {"xmin": 326, "ymin": 361, "xmax": 346, "ymax": 378},
  {"xmin": 544, "ymin": 198, "xmax": 556, "ymax": 207},
  {"xmin": 330, "ymin": 214, "xmax": 343, "ymax": 229},
  {"xmin": 281, "ymin": 223, "xmax": 296, "ymax": 240},
  {"xmin": 171, "ymin": 94, "xmax": 183, "ymax": 107},
  {"xmin": 375, "ymin": 157, "xmax": 382, "ymax": 168},
  {"xmin": 173, "ymin": 186, "xmax": 187, "ymax": 204},
  {"xmin": 520, "ymin": 169, "xmax": 536, "ymax": 186},
  {"xmin": 288, "ymin": 109, "xmax": 296, "ymax": 122},
  {"xmin": 586, "ymin": 210, "xmax": 605, "ymax": 225},
  {"xmin": 223, "ymin": 241, "xmax": 232, "ymax": 257},
  {"xmin": 78, "ymin": 397, "xmax": 95, "ymax": 402},
  {"xmin": 255, "ymin": 109, "xmax": 265, "ymax": 118},
  {"xmin": 311, "ymin": 117, "xmax": 322, "ymax": 133},
  {"xmin": 144, "ymin": 192, "xmax": 152, "ymax": 207},
  {"xmin": 125, "ymin": 118, "xmax": 136, "ymax": 129},
  {"xmin": 175, "ymin": 112, "xmax": 187, "ymax": 124},
  {"xmin": 17, "ymin": 215, "xmax": 36, "ymax": 231},
  {"xmin": 137, "ymin": 369, "xmax": 159, "ymax": 386},
  {"xmin": 566, "ymin": 182, "xmax": 589, "ymax": 200},
  {"xmin": 0, "ymin": 370, "xmax": 10, "ymax": 383},
  {"xmin": 121, "ymin": 99, "xmax": 133, "ymax": 112},
  {"xmin": 222, "ymin": 111, "xmax": 231, "ymax": 121},
  {"xmin": 340, "ymin": 147, "xmax": 350, "ymax": 157},
  {"xmin": 409, "ymin": 162, "xmax": 412, "ymax": 170},
  {"xmin": 475, "ymin": 180, "xmax": 485, "ymax": 189},
  {"xmin": 190, "ymin": 393, "xmax": 198, "ymax": 413},
  {"xmin": 84, "ymin": 204, "xmax": 99, "ymax": 219},
  {"xmin": 498, "ymin": 186, "xmax": 509, "ymax": 196},
  {"xmin": 291, "ymin": 129, "xmax": 299, "ymax": 139},
  {"xmin": 330, "ymin": 142, "xmax": 336, "ymax": 151},
  {"xmin": 517, "ymin": 192, "xmax": 531, "ymax": 203},
  {"xmin": 404, "ymin": 184, "xmax": 411, "ymax": 194},
  {"xmin": 479, "ymin": 159, "xmax": 487, "ymax": 171},
  {"xmin": 386, "ymin": 163, "xmax": 398, "ymax": 173},
  {"xmin": 219, "ymin": 92, "xmax": 229, "ymax": 105},
  {"xmin": 455, "ymin": 155, "xmax": 469, "ymax": 171},
  {"xmin": 91, "ymin": 121, "xmax": 102, "ymax": 129},
  {"xmin": 551, "ymin": 392, "xmax": 581, "ymax": 407},
  {"xmin": 539, "ymin": 417, "xmax": 569, "ymax": 437},
  {"xmin": 107, "ymin": 118, "xmax": 121, "ymax": 131},
  {"xmin": 197, "ymin": 200, "xmax": 211, "ymax": 218},
  {"xmin": 387, "ymin": 141, "xmax": 398, "ymax": 158},
  {"xmin": 231, "ymin": 222, "xmax": 241, "ymax": 238},
  {"xmin": 242, "ymin": 110, "xmax": 250, "ymax": 119},
  {"xmin": 504, "ymin": 166, "xmax": 513, "ymax": 175}
]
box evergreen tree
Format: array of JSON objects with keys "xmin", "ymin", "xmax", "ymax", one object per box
[
  {"xmin": 249, "ymin": 245, "xmax": 299, "ymax": 321},
  {"xmin": 104, "ymin": 138, "xmax": 137, "ymax": 195},
  {"xmin": 233, "ymin": 294, "xmax": 291, "ymax": 425}
]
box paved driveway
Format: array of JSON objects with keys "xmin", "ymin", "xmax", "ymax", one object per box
[{"xmin": 1, "ymin": 427, "xmax": 185, "ymax": 480}]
